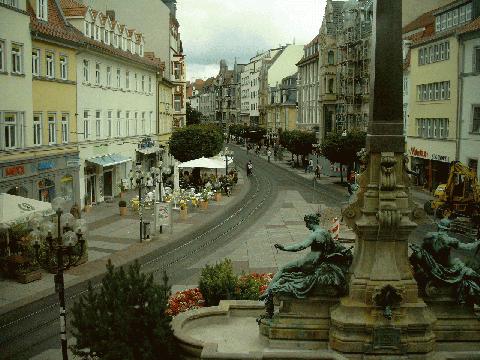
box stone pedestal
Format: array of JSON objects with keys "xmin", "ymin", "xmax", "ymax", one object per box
[{"xmin": 259, "ymin": 288, "xmax": 339, "ymax": 349}]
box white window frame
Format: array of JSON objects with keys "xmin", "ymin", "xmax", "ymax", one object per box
[
  {"xmin": 116, "ymin": 110, "xmax": 121, "ymax": 137},
  {"xmin": 466, "ymin": 3, "xmax": 472, "ymax": 22},
  {"xmin": 134, "ymin": 73, "xmax": 138, "ymax": 91},
  {"xmin": 106, "ymin": 66, "xmax": 112, "ymax": 87},
  {"xmin": 95, "ymin": 110, "xmax": 101, "ymax": 138},
  {"xmin": 134, "ymin": 112, "xmax": 138, "ymax": 135},
  {"xmin": 141, "ymin": 111, "xmax": 146, "ymax": 134},
  {"xmin": 2, "ymin": 112, "xmax": 21, "ymax": 150},
  {"xmin": 126, "ymin": 111, "xmax": 130, "ymax": 135},
  {"xmin": 104, "ymin": 29, "xmax": 110, "ymax": 45},
  {"xmin": 95, "ymin": 63, "xmax": 100, "ymax": 85},
  {"xmin": 83, "ymin": 110, "xmax": 90, "ymax": 140},
  {"xmin": 148, "ymin": 76, "xmax": 152, "ymax": 93},
  {"xmin": 126, "ymin": 70, "xmax": 130, "ymax": 89},
  {"xmin": 83, "ymin": 59, "xmax": 89, "ymax": 82},
  {"xmin": 149, "ymin": 111, "xmax": 153, "ymax": 134},
  {"xmin": 107, "ymin": 110, "xmax": 112, "ymax": 138},
  {"xmin": 61, "ymin": 113, "xmax": 69, "ymax": 143},
  {"xmin": 11, "ymin": 43, "xmax": 23, "ymax": 74},
  {"xmin": 32, "ymin": 49, "xmax": 40, "ymax": 76},
  {"xmin": 36, "ymin": 0, "xmax": 48, "ymax": 21},
  {"xmin": 33, "ymin": 113, "xmax": 42, "ymax": 146},
  {"xmin": 85, "ymin": 21, "xmax": 90, "ymax": 37},
  {"xmin": 48, "ymin": 113, "xmax": 56, "ymax": 145},
  {"xmin": 116, "ymin": 68, "xmax": 121, "ymax": 88},
  {"xmin": 472, "ymin": 105, "xmax": 480, "ymax": 133},
  {"xmin": 0, "ymin": 40, "xmax": 5, "ymax": 72},
  {"xmin": 141, "ymin": 75, "xmax": 145, "ymax": 92},
  {"xmin": 95, "ymin": 25, "xmax": 100, "ymax": 41},
  {"xmin": 60, "ymin": 55, "xmax": 67, "ymax": 80},
  {"xmin": 46, "ymin": 52, "xmax": 54, "ymax": 78}
]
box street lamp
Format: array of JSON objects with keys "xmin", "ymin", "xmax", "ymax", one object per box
[
  {"xmin": 149, "ymin": 160, "xmax": 166, "ymax": 233},
  {"xmin": 30, "ymin": 197, "xmax": 87, "ymax": 360},
  {"xmin": 222, "ymin": 147, "xmax": 234, "ymax": 175},
  {"xmin": 129, "ymin": 163, "xmax": 148, "ymax": 242}
]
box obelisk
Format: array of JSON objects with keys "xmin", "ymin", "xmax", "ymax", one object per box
[{"xmin": 329, "ymin": 0, "xmax": 436, "ymax": 356}]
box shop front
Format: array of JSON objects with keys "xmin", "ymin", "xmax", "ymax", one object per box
[
  {"xmin": 85, "ymin": 154, "xmax": 132, "ymax": 204},
  {"xmin": 0, "ymin": 153, "xmax": 81, "ymax": 208},
  {"xmin": 136, "ymin": 137, "xmax": 161, "ymax": 171},
  {"xmin": 408, "ymin": 142, "xmax": 453, "ymax": 192}
]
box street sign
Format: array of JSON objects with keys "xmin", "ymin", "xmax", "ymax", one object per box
[{"xmin": 154, "ymin": 202, "xmax": 172, "ymax": 233}]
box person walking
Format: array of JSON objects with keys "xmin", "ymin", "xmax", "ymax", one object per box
[
  {"xmin": 247, "ymin": 160, "xmax": 253, "ymax": 176},
  {"xmin": 267, "ymin": 150, "xmax": 272, "ymax": 163},
  {"xmin": 308, "ymin": 159, "xmax": 313, "ymax": 173}
]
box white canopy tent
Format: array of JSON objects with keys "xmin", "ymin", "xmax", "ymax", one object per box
[
  {"xmin": 178, "ymin": 156, "xmax": 233, "ymax": 169},
  {"xmin": 0, "ymin": 193, "xmax": 54, "ymax": 256}
]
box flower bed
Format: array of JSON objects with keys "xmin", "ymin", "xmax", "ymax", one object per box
[{"xmin": 167, "ymin": 287, "xmax": 205, "ymax": 316}]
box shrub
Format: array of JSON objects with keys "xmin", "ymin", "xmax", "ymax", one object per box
[
  {"xmin": 198, "ymin": 259, "xmax": 237, "ymax": 306},
  {"xmin": 70, "ymin": 261, "xmax": 175, "ymax": 360},
  {"xmin": 234, "ymin": 273, "xmax": 273, "ymax": 300}
]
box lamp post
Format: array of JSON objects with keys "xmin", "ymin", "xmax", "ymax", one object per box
[
  {"xmin": 222, "ymin": 147, "xmax": 233, "ymax": 175},
  {"xmin": 31, "ymin": 197, "xmax": 87, "ymax": 360},
  {"xmin": 129, "ymin": 163, "xmax": 147, "ymax": 242},
  {"xmin": 150, "ymin": 160, "xmax": 165, "ymax": 234}
]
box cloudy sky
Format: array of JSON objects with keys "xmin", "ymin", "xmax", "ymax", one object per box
[{"xmin": 176, "ymin": 0, "xmax": 325, "ymax": 82}]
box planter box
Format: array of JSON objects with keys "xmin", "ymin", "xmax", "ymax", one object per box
[
  {"xmin": 214, "ymin": 193, "xmax": 222, "ymax": 202},
  {"xmin": 119, "ymin": 207, "xmax": 127, "ymax": 216},
  {"xmin": 199, "ymin": 200, "xmax": 208, "ymax": 209},
  {"xmin": 15, "ymin": 269, "xmax": 42, "ymax": 284},
  {"xmin": 84, "ymin": 205, "xmax": 92, "ymax": 213},
  {"xmin": 180, "ymin": 207, "xmax": 188, "ymax": 220}
]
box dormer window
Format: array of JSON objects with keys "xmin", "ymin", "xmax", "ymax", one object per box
[
  {"xmin": 139, "ymin": 44, "xmax": 144, "ymax": 57},
  {"xmin": 37, "ymin": 0, "xmax": 48, "ymax": 21},
  {"xmin": 95, "ymin": 25, "xmax": 100, "ymax": 40},
  {"xmin": 130, "ymin": 40, "xmax": 135, "ymax": 54},
  {"xmin": 104, "ymin": 30, "xmax": 110, "ymax": 45},
  {"xmin": 85, "ymin": 21, "xmax": 90, "ymax": 37}
]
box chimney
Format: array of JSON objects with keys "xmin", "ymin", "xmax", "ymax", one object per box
[{"xmin": 106, "ymin": 10, "xmax": 115, "ymax": 21}]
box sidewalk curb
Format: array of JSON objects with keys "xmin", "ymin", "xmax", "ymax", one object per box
[{"xmin": 0, "ymin": 167, "xmax": 252, "ymax": 317}]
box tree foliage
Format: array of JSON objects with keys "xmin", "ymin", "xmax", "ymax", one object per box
[
  {"xmin": 70, "ymin": 261, "xmax": 175, "ymax": 360},
  {"xmin": 169, "ymin": 124, "xmax": 224, "ymax": 162},
  {"xmin": 186, "ymin": 103, "xmax": 202, "ymax": 126},
  {"xmin": 280, "ymin": 130, "xmax": 317, "ymax": 159},
  {"xmin": 228, "ymin": 124, "xmax": 267, "ymax": 144}
]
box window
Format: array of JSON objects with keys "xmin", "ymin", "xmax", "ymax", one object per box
[
  {"xmin": 441, "ymin": 13, "xmax": 447, "ymax": 30},
  {"xmin": 148, "ymin": 76, "xmax": 152, "ymax": 93},
  {"xmin": 32, "ymin": 49, "xmax": 40, "ymax": 76},
  {"xmin": 141, "ymin": 112, "xmax": 146, "ymax": 134},
  {"xmin": 141, "ymin": 75, "xmax": 145, "ymax": 92},
  {"xmin": 447, "ymin": 11, "xmax": 453, "ymax": 28},
  {"xmin": 130, "ymin": 40, "xmax": 135, "ymax": 54},
  {"xmin": 95, "ymin": 63, "xmax": 100, "ymax": 85},
  {"xmin": 434, "ymin": 82, "xmax": 440, "ymax": 100},
  {"xmin": 61, "ymin": 113, "xmax": 68, "ymax": 143},
  {"xmin": 149, "ymin": 111, "xmax": 153, "ymax": 134},
  {"xmin": 466, "ymin": 2, "xmax": 472, "ymax": 21},
  {"xmin": 33, "ymin": 113, "xmax": 42, "ymax": 146},
  {"xmin": 11, "ymin": 43, "xmax": 22, "ymax": 74},
  {"xmin": 104, "ymin": 29, "xmax": 110, "ymax": 45},
  {"xmin": 475, "ymin": 47, "xmax": 480, "ymax": 72},
  {"xmin": 48, "ymin": 113, "xmax": 56, "ymax": 144},
  {"xmin": 36, "ymin": 0, "xmax": 48, "ymax": 21},
  {"xmin": 453, "ymin": 8, "xmax": 459, "ymax": 25},
  {"xmin": 116, "ymin": 68, "xmax": 121, "ymax": 88},
  {"xmin": 0, "ymin": 40, "xmax": 4, "ymax": 72},
  {"xmin": 60, "ymin": 55, "xmax": 67, "ymax": 80},
  {"xmin": 126, "ymin": 70, "xmax": 130, "ymax": 89},
  {"xmin": 106, "ymin": 66, "xmax": 112, "ymax": 86},
  {"xmin": 139, "ymin": 44, "xmax": 144, "ymax": 57},
  {"xmin": 107, "ymin": 111, "xmax": 112, "ymax": 138},
  {"xmin": 419, "ymin": 48, "xmax": 424, "ymax": 65},
  {"xmin": 83, "ymin": 110, "xmax": 90, "ymax": 139},
  {"xmin": 3, "ymin": 113, "xmax": 21, "ymax": 149},
  {"xmin": 116, "ymin": 110, "xmax": 121, "ymax": 136},
  {"xmin": 328, "ymin": 51, "xmax": 334, "ymax": 65},
  {"xmin": 46, "ymin": 52, "xmax": 54, "ymax": 78},
  {"xmin": 472, "ymin": 106, "xmax": 480, "ymax": 133},
  {"xmin": 95, "ymin": 111, "xmax": 101, "ymax": 138},
  {"xmin": 85, "ymin": 21, "xmax": 90, "ymax": 37},
  {"xmin": 83, "ymin": 60, "xmax": 89, "ymax": 82},
  {"xmin": 126, "ymin": 111, "xmax": 130, "ymax": 135},
  {"xmin": 134, "ymin": 112, "xmax": 138, "ymax": 135},
  {"xmin": 460, "ymin": 6, "xmax": 466, "ymax": 23},
  {"xmin": 134, "ymin": 73, "xmax": 138, "ymax": 91},
  {"xmin": 95, "ymin": 25, "xmax": 100, "ymax": 41}
]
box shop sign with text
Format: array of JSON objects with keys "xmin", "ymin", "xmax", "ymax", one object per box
[
  {"xmin": 409, "ymin": 147, "xmax": 428, "ymax": 159},
  {"xmin": 5, "ymin": 165, "xmax": 25, "ymax": 177}
]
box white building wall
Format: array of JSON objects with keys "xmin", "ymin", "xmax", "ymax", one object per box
[
  {"xmin": 267, "ymin": 45, "xmax": 304, "ymax": 87},
  {"xmin": 0, "ymin": 5, "xmax": 33, "ymax": 149},
  {"xmin": 459, "ymin": 36, "xmax": 480, "ymax": 178},
  {"xmin": 76, "ymin": 50, "xmax": 157, "ymax": 203}
]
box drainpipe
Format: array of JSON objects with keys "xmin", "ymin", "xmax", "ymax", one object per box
[{"xmin": 456, "ymin": 35, "xmax": 464, "ymax": 162}]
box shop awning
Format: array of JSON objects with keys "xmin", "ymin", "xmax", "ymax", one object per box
[
  {"xmin": 87, "ymin": 154, "xmax": 131, "ymax": 167},
  {"xmin": 136, "ymin": 147, "xmax": 161, "ymax": 155}
]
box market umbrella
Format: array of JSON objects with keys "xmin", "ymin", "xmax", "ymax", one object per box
[
  {"xmin": 178, "ymin": 157, "xmax": 228, "ymax": 169},
  {"xmin": 0, "ymin": 193, "xmax": 54, "ymax": 255}
]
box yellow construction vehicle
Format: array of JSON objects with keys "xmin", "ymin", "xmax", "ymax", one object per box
[{"xmin": 424, "ymin": 161, "xmax": 480, "ymax": 223}]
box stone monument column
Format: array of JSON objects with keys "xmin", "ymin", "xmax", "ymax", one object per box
[{"xmin": 329, "ymin": 0, "xmax": 436, "ymax": 356}]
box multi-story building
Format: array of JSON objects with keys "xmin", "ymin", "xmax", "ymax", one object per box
[
  {"xmin": 199, "ymin": 77, "xmax": 215, "ymax": 122},
  {"xmin": 297, "ymin": 35, "xmax": 320, "ymax": 130},
  {"xmin": 335, "ymin": 0, "xmax": 373, "ymax": 132},
  {"xmin": 407, "ymin": 0, "xmax": 477, "ymax": 191},
  {"xmin": 214, "ymin": 59, "xmax": 234, "ymax": 128},
  {"xmin": 267, "ymin": 73, "xmax": 298, "ymax": 132},
  {"xmin": 60, "ymin": 1, "xmax": 162, "ymax": 206},
  {"xmin": 0, "ymin": 1, "xmax": 34, "ymax": 197},
  {"xmin": 318, "ymin": 0, "xmax": 344, "ymax": 140},
  {"xmin": 458, "ymin": 15, "xmax": 480, "ymax": 178},
  {"xmin": 231, "ymin": 59, "xmax": 245, "ymax": 124}
]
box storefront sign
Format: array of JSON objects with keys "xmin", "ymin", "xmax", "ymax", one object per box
[
  {"xmin": 410, "ymin": 147, "xmax": 428, "ymax": 159},
  {"xmin": 5, "ymin": 165, "xmax": 25, "ymax": 177},
  {"xmin": 66, "ymin": 157, "xmax": 80, "ymax": 167},
  {"xmin": 431, "ymin": 154, "xmax": 450, "ymax": 162},
  {"xmin": 38, "ymin": 160, "xmax": 55, "ymax": 171},
  {"xmin": 138, "ymin": 137, "xmax": 155, "ymax": 149},
  {"xmin": 154, "ymin": 202, "xmax": 172, "ymax": 233}
]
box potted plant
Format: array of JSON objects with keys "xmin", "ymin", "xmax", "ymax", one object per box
[
  {"xmin": 179, "ymin": 200, "xmax": 188, "ymax": 220},
  {"xmin": 84, "ymin": 195, "xmax": 92, "ymax": 213},
  {"xmin": 199, "ymin": 189, "xmax": 209, "ymax": 209},
  {"xmin": 119, "ymin": 200, "xmax": 127, "ymax": 216},
  {"xmin": 118, "ymin": 182, "xmax": 127, "ymax": 198},
  {"xmin": 214, "ymin": 190, "xmax": 222, "ymax": 202}
]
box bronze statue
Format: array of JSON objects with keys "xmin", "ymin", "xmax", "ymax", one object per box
[
  {"xmin": 410, "ymin": 219, "xmax": 480, "ymax": 306},
  {"xmin": 259, "ymin": 213, "xmax": 353, "ymax": 318}
]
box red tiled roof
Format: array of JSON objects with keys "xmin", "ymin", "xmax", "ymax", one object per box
[
  {"xmin": 402, "ymin": 11, "xmax": 435, "ymax": 34},
  {"xmin": 59, "ymin": 0, "xmax": 87, "ymax": 17},
  {"xmin": 457, "ymin": 16, "xmax": 480, "ymax": 35}
]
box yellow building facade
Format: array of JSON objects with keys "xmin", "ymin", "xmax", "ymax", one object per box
[{"xmin": 407, "ymin": 33, "xmax": 459, "ymax": 191}]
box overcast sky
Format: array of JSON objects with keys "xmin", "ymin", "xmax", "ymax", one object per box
[{"xmin": 176, "ymin": 0, "xmax": 325, "ymax": 82}]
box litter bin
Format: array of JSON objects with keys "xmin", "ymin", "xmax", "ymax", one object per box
[{"xmin": 143, "ymin": 221, "xmax": 151, "ymax": 239}]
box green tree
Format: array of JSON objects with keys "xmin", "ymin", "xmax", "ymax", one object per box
[
  {"xmin": 186, "ymin": 103, "xmax": 202, "ymax": 126},
  {"xmin": 320, "ymin": 130, "xmax": 366, "ymax": 183},
  {"xmin": 70, "ymin": 261, "xmax": 175, "ymax": 360},
  {"xmin": 168, "ymin": 124, "xmax": 224, "ymax": 162},
  {"xmin": 281, "ymin": 130, "xmax": 316, "ymax": 166}
]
